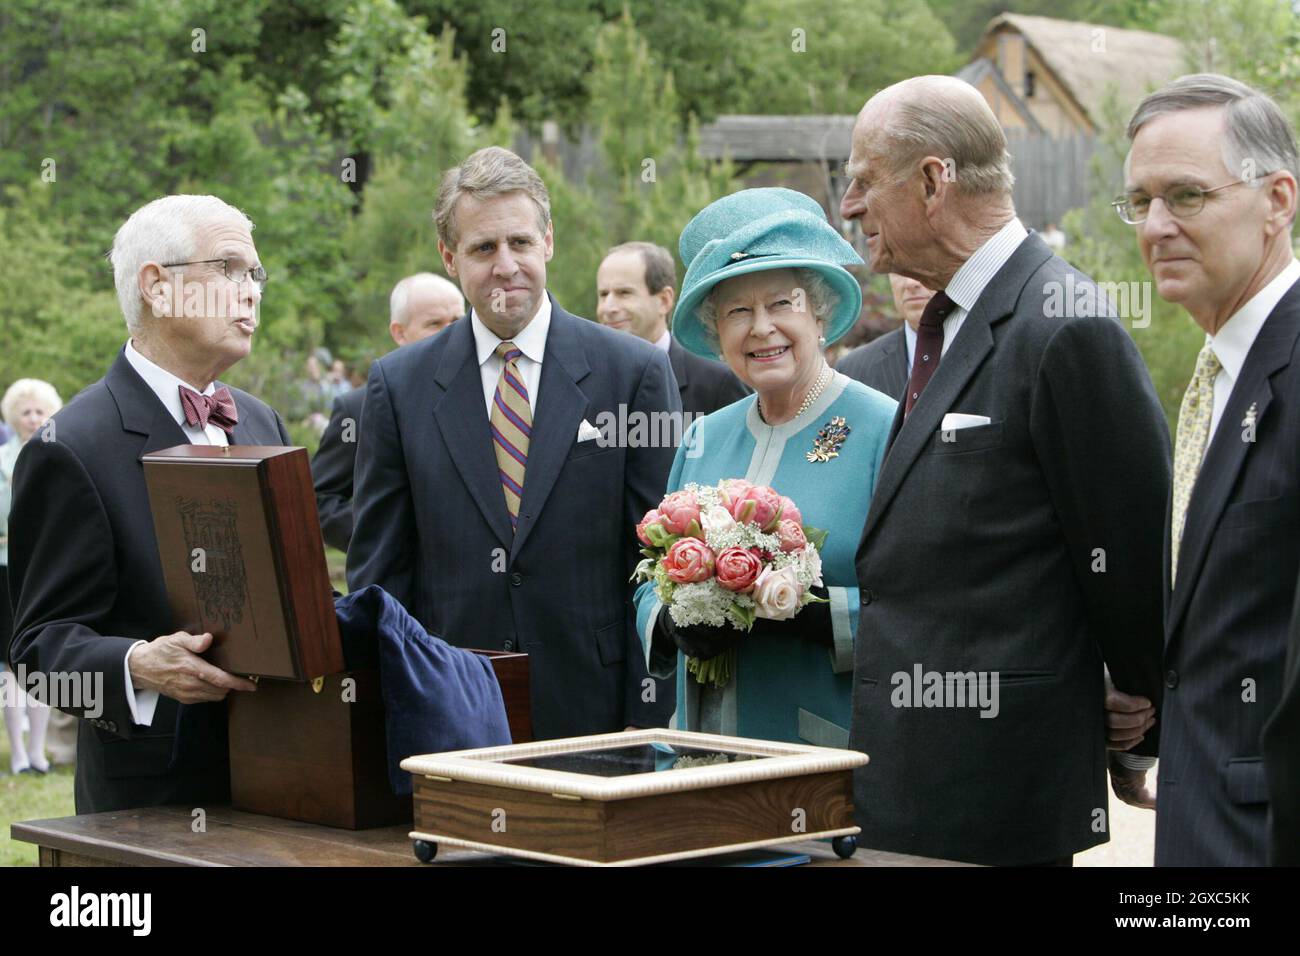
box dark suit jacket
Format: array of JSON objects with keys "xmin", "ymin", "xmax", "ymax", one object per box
[
  {"xmin": 1264, "ymin": 571, "xmax": 1300, "ymax": 865},
  {"xmin": 1157, "ymin": 277, "xmax": 1300, "ymax": 866},
  {"xmin": 6, "ymin": 348, "xmax": 290, "ymax": 814},
  {"xmin": 837, "ymin": 327, "xmax": 909, "ymax": 400},
  {"xmin": 347, "ymin": 298, "xmax": 680, "ymax": 738},
  {"xmin": 850, "ymin": 233, "xmax": 1171, "ymax": 866},
  {"xmin": 667, "ymin": 337, "xmax": 749, "ymax": 417},
  {"xmin": 311, "ymin": 386, "xmax": 365, "ymax": 552}
]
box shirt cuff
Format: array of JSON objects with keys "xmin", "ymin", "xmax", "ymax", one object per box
[
  {"xmin": 124, "ymin": 641, "xmax": 160, "ymax": 727},
  {"xmin": 1113, "ymin": 752, "xmax": 1156, "ymax": 772}
]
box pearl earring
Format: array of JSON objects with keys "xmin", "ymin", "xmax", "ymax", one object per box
[{"xmin": 818, "ymin": 335, "xmax": 826, "ymax": 346}]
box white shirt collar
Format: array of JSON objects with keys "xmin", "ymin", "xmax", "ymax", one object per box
[
  {"xmin": 1209, "ymin": 258, "xmax": 1300, "ymax": 383},
  {"xmin": 653, "ymin": 329, "xmax": 672, "ymax": 353},
  {"xmin": 945, "ymin": 218, "xmax": 1030, "ymax": 313},
  {"xmin": 124, "ymin": 339, "xmax": 216, "ymax": 428},
  {"xmin": 471, "ymin": 293, "xmax": 552, "ymax": 367}
]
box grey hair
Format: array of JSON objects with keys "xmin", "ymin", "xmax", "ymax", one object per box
[
  {"xmin": 389, "ymin": 272, "xmax": 464, "ymax": 327},
  {"xmin": 109, "ymin": 195, "xmax": 254, "ymax": 333},
  {"xmin": 1126, "ymin": 73, "xmax": 1299, "ymax": 184},
  {"xmin": 605, "ymin": 241, "xmax": 677, "ymax": 294},
  {"xmin": 434, "ymin": 147, "xmax": 551, "ymax": 249},
  {"xmin": 879, "ymin": 82, "xmax": 1015, "ymax": 195},
  {"xmin": 2, "ymin": 378, "xmax": 63, "ymax": 428},
  {"xmin": 695, "ymin": 268, "xmax": 841, "ymax": 352}
]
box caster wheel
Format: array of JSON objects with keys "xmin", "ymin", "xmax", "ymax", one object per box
[
  {"xmin": 413, "ymin": 839, "xmax": 438, "ymax": 863},
  {"xmin": 832, "ymin": 835, "xmax": 857, "ymax": 860}
]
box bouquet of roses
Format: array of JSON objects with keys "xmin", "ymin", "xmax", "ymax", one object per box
[{"xmin": 632, "ymin": 479, "xmax": 828, "ymax": 688}]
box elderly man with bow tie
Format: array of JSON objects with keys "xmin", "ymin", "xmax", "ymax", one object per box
[{"xmin": 5, "ymin": 194, "xmax": 289, "ymax": 813}]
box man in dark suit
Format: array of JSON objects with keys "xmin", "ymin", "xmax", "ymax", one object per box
[
  {"xmin": 6, "ymin": 195, "xmax": 286, "ymax": 813},
  {"xmin": 1264, "ymin": 578, "xmax": 1300, "ymax": 865},
  {"xmin": 312, "ymin": 273, "xmax": 463, "ymax": 552},
  {"xmin": 839, "ymin": 76, "xmax": 1170, "ymax": 865},
  {"xmin": 1122, "ymin": 74, "xmax": 1300, "ymax": 866},
  {"xmin": 348, "ymin": 148, "xmax": 679, "ymax": 738},
  {"xmin": 596, "ymin": 241, "xmax": 748, "ymax": 417},
  {"xmin": 837, "ymin": 273, "xmax": 934, "ymax": 399}
]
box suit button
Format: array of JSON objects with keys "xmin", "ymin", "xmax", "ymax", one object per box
[
  {"xmin": 503, "ymin": 640, "xmax": 515, "ymax": 652},
  {"xmin": 860, "ymin": 589, "xmax": 874, "ymax": 606},
  {"xmin": 1165, "ymin": 669, "xmax": 1179, "ymax": 689},
  {"xmin": 510, "ymin": 572, "xmax": 523, "ymax": 587}
]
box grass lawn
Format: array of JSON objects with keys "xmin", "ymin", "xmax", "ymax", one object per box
[{"xmin": 0, "ymin": 724, "xmax": 75, "ymax": 866}]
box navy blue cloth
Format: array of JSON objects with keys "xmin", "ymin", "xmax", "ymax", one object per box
[{"xmin": 334, "ymin": 585, "xmax": 511, "ymax": 795}]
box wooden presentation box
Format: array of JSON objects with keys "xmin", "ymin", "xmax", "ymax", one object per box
[
  {"xmin": 142, "ymin": 445, "xmax": 343, "ymax": 680},
  {"xmin": 402, "ymin": 730, "xmax": 867, "ymax": 866}
]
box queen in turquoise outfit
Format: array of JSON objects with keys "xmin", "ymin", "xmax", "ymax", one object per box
[{"xmin": 635, "ymin": 188, "xmax": 897, "ymax": 749}]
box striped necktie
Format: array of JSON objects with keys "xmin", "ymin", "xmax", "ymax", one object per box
[
  {"xmin": 1170, "ymin": 343, "xmax": 1221, "ymax": 587},
  {"xmin": 490, "ymin": 341, "xmax": 532, "ymax": 531}
]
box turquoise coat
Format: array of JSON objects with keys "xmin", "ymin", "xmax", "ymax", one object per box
[{"xmin": 635, "ymin": 371, "xmax": 896, "ymax": 748}]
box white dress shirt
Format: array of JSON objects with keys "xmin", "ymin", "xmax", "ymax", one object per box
[
  {"xmin": 471, "ymin": 294, "xmax": 551, "ymax": 416},
  {"xmin": 1204, "ymin": 258, "xmax": 1300, "ymax": 446},
  {"xmin": 940, "ymin": 217, "xmax": 1031, "ymax": 355},
  {"xmin": 653, "ymin": 329, "xmax": 672, "ymax": 353},
  {"xmin": 121, "ymin": 340, "xmax": 233, "ymax": 727},
  {"xmin": 903, "ymin": 322, "xmax": 918, "ymax": 369}
]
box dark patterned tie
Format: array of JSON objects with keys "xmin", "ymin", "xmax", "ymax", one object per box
[
  {"xmin": 178, "ymin": 385, "xmax": 239, "ymax": 437},
  {"xmin": 904, "ymin": 291, "xmax": 955, "ymax": 417}
]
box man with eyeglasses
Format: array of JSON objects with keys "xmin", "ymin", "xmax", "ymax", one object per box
[
  {"xmin": 1120, "ymin": 73, "xmax": 1300, "ymax": 866},
  {"xmin": 312, "ymin": 273, "xmax": 464, "ymax": 552},
  {"xmin": 5, "ymin": 195, "xmax": 290, "ymax": 814}
]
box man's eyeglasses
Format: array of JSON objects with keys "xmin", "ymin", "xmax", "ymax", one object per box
[
  {"xmin": 162, "ymin": 258, "xmax": 269, "ymax": 287},
  {"xmin": 1111, "ymin": 180, "xmax": 1250, "ymax": 225}
]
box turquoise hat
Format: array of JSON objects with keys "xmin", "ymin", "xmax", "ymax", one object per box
[{"xmin": 672, "ymin": 187, "xmax": 864, "ymax": 359}]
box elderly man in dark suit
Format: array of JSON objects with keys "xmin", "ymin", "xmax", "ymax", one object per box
[
  {"xmin": 837, "ymin": 273, "xmax": 934, "ymax": 399},
  {"xmin": 311, "ymin": 273, "xmax": 463, "ymax": 552},
  {"xmin": 839, "ymin": 76, "xmax": 1171, "ymax": 866},
  {"xmin": 348, "ymin": 148, "xmax": 679, "ymax": 738},
  {"xmin": 6, "ymin": 195, "xmax": 288, "ymax": 813},
  {"xmin": 1120, "ymin": 74, "xmax": 1300, "ymax": 866},
  {"xmin": 596, "ymin": 241, "xmax": 748, "ymax": 417}
]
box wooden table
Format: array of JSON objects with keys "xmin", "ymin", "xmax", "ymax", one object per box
[{"xmin": 12, "ymin": 806, "xmax": 967, "ymax": 867}]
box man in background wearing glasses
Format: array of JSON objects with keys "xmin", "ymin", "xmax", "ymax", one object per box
[
  {"xmin": 1120, "ymin": 73, "xmax": 1300, "ymax": 866},
  {"xmin": 5, "ymin": 194, "xmax": 290, "ymax": 814}
]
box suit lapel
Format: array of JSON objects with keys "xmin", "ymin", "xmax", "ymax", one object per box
[
  {"xmin": 510, "ymin": 304, "xmax": 591, "ymax": 562},
  {"xmin": 860, "ymin": 236, "xmax": 1052, "ymax": 547},
  {"xmin": 890, "ymin": 330, "xmax": 910, "ymax": 397},
  {"xmin": 668, "ymin": 338, "xmax": 691, "ymax": 392},
  {"xmin": 431, "ymin": 320, "xmax": 516, "ymax": 551},
  {"xmin": 104, "ymin": 348, "xmax": 190, "ymax": 454},
  {"xmin": 1166, "ymin": 281, "xmax": 1300, "ymax": 637}
]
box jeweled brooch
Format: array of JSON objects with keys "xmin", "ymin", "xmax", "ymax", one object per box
[{"xmin": 806, "ymin": 416, "xmax": 850, "ymax": 463}]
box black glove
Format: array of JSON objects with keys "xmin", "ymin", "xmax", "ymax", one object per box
[
  {"xmin": 748, "ymin": 585, "xmax": 834, "ymax": 647},
  {"xmin": 654, "ymin": 606, "xmax": 745, "ymax": 661}
]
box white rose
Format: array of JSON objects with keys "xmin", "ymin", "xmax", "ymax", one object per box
[
  {"xmin": 753, "ymin": 565, "xmax": 802, "ymax": 620},
  {"xmin": 700, "ymin": 504, "xmax": 737, "ymax": 538},
  {"xmin": 803, "ymin": 546, "xmax": 824, "ymax": 588}
]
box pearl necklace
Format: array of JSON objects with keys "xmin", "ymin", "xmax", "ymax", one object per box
[{"xmin": 758, "ymin": 363, "xmax": 832, "ymax": 424}]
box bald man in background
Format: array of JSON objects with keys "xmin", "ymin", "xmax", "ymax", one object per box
[{"xmin": 312, "ymin": 273, "xmax": 464, "ymax": 552}]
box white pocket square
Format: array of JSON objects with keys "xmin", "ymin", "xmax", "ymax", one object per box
[
  {"xmin": 940, "ymin": 413, "xmax": 992, "ymax": 432},
  {"xmin": 577, "ymin": 419, "xmax": 602, "ymax": 442}
]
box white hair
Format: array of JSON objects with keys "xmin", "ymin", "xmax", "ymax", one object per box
[
  {"xmin": 109, "ymin": 195, "xmax": 255, "ymax": 333},
  {"xmin": 389, "ymin": 272, "xmax": 464, "ymax": 327},
  {"xmin": 2, "ymin": 378, "xmax": 63, "ymax": 428}
]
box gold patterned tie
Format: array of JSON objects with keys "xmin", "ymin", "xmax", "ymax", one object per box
[
  {"xmin": 1170, "ymin": 343, "xmax": 1221, "ymax": 586},
  {"xmin": 489, "ymin": 341, "xmax": 531, "ymax": 532}
]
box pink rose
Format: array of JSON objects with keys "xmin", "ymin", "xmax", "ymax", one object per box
[
  {"xmin": 663, "ymin": 538, "xmax": 715, "ymax": 584},
  {"xmin": 729, "ymin": 484, "xmax": 782, "ymax": 531},
  {"xmin": 714, "ymin": 547, "xmax": 763, "ymax": 593},
  {"xmin": 636, "ymin": 509, "xmax": 666, "ymax": 547},
  {"xmin": 659, "ymin": 490, "xmax": 703, "ymax": 538},
  {"xmin": 718, "ymin": 479, "xmax": 754, "ymax": 508},
  {"xmin": 753, "ymin": 566, "xmax": 803, "ymax": 620},
  {"xmin": 779, "ymin": 496, "xmax": 803, "ymax": 529},
  {"xmin": 776, "ymin": 519, "xmax": 807, "ymax": 553}
]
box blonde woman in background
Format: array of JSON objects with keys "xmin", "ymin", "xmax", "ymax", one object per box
[{"xmin": 1, "ymin": 378, "xmax": 62, "ymax": 774}]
